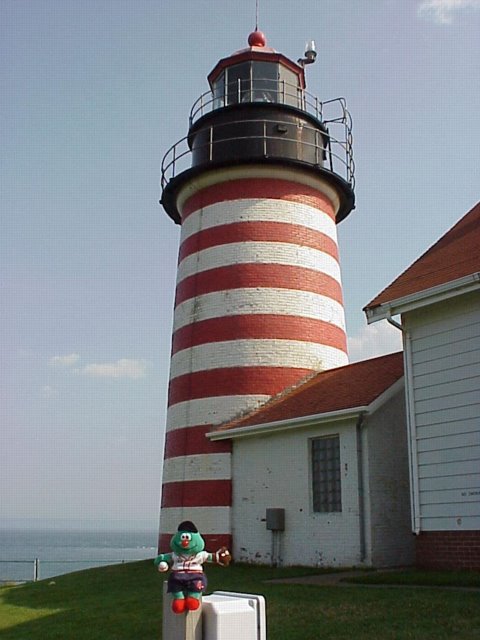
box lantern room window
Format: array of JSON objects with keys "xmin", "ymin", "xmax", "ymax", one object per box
[
  {"xmin": 212, "ymin": 71, "xmax": 225, "ymax": 109},
  {"xmin": 279, "ymin": 65, "xmax": 303, "ymax": 108},
  {"xmin": 227, "ymin": 62, "xmax": 251, "ymax": 104},
  {"xmin": 211, "ymin": 60, "xmax": 302, "ymax": 109},
  {"xmin": 251, "ymin": 61, "xmax": 278, "ymax": 102}
]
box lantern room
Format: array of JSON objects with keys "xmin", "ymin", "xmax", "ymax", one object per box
[{"xmin": 207, "ymin": 30, "xmax": 305, "ymax": 111}]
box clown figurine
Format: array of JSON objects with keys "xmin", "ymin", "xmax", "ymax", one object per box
[{"xmin": 154, "ymin": 520, "xmax": 231, "ymax": 614}]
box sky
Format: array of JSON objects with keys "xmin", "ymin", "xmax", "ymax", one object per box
[{"xmin": 1, "ymin": 0, "xmax": 480, "ymax": 532}]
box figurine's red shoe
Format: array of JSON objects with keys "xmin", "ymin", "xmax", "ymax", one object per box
[
  {"xmin": 172, "ymin": 598, "xmax": 186, "ymax": 614},
  {"xmin": 185, "ymin": 596, "xmax": 201, "ymax": 611}
]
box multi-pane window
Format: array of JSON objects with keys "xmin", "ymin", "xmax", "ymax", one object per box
[
  {"xmin": 212, "ymin": 71, "xmax": 225, "ymax": 109},
  {"xmin": 251, "ymin": 61, "xmax": 279, "ymax": 102},
  {"xmin": 211, "ymin": 61, "xmax": 301, "ymax": 107},
  {"xmin": 311, "ymin": 436, "xmax": 342, "ymax": 513},
  {"xmin": 226, "ymin": 62, "xmax": 251, "ymax": 105},
  {"xmin": 279, "ymin": 66, "xmax": 302, "ymax": 108}
]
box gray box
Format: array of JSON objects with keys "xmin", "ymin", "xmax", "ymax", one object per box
[{"xmin": 266, "ymin": 508, "xmax": 285, "ymax": 531}]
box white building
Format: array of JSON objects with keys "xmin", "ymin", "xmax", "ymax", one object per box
[
  {"xmin": 208, "ymin": 352, "xmax": 414, "ymax": 568},
  {"xmin": 364, "ymin": 202, "xmax": 480, "ymax": 570},
  {"xmin": 205, "ymin": 202, "xmax": 480, "ymax": 570}
]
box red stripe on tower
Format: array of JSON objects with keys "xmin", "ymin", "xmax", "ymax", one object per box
[
  {"xmin": 168, "ymin": 366, "xmax": 313, "ymax": 407},
  {"xmin": 178, "ymin": 221, "xmax": 340, "ymax": 263},
  {"xmin": 172, "ymin": 315, "xmax": 348, "ymax": 355},
  {"xmin": 181, "ymin": 178, "xmax": 336, "ymax": 221},
  {"xmin": 174, "ymin": 264, "xmax": 344, "ymax": 306},
  {"xmin": 161, "ymin": 480, "xmax": 232, "ymax": 508},
  {"xmin": 164, "ymin": 425, "xmax": 232, "ymax": 459}
]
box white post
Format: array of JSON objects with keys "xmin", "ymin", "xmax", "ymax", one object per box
[
  {"xmin": 162, "ymin": 582, "xmax": 202, "ymax": 640},
  {"xmin": 33, "ymin": 558, "xmax": 39, "ymax": 582}
]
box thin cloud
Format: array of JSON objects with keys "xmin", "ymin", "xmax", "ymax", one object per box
[
  {"xmin": 82, "ymin": 359, "xmax": 148, "ymax": 379},
  {"xmin": 49, "ymin": 353, "xmax": 80, "ymax": 367},
  {"xmin": 418, "ymin": 0, "xmax": 480, "ymax": 23},
  {"xmin": 348, "ymin": 320, "xmax": 403, "ymax": 363}
]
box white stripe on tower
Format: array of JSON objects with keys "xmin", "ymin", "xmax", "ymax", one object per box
[
  {"xmin": 160, "ymin": 166, "xmax": 348, "ymax": 549},
  {"xmin": 180, "ymin": 195, "xmax": 337, "ymax": 243},
  {"xmin": 165, "ymin": 395, "xmax": 271, "ymax": 433},
  {"xmin": 170, "ymin": 339, "xmax": 347, "ymax": 377},
  {"xmin": 176, "ymin": 241, "xmax": 342, "ymax": 284},
  {"xmin": 173, "ymin": 289, "xmax": 346, "ymax": 332},
  {"xmin": 163, "ymin": 454, "xmax": 231, "ymax": 483}
]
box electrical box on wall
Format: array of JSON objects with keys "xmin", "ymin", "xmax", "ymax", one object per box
[
  {"xmin": 202, "ymin": 591, "xmax": 266, "ymax": 640},
  {"xmin": 266, "ymin": 508, "xmax": 285, "ymax": 531}
]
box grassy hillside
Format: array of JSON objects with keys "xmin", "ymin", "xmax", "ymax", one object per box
[{"xmin": 1, "ymin": 561, "xmax": 479, "ymax": 639}]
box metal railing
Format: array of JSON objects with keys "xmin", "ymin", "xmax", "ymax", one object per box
[
  {"xmin": 189, "ymin": 78, "xmax": 328, "ymax": 126},
  {"xmin": 0, "ymin": 557, "xmax": 149, "ymax": 583},
  {"xmin": 161, "ymin": 113, "xmax": 355, "ymax": 192}
]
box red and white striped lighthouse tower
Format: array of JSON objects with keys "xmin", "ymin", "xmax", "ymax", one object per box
[{"xmin": 158, "ymin": 31, "xmax": 355, "ymax": 550}]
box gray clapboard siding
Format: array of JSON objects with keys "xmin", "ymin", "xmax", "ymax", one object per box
[
  {"xmin": 411, "ymin": 334, "xmax": 480, "ymax": 366},
  {"xmin": 412, "ymin": 316, "xmax": 480, "ymax": 349},
  {"xmin": 420, "ymin": 472, "xmax": 479, "ymax": 491},
  {"xmin": 402, "ymin": 292, "xmax": 480, "ymax": 531},
  {"xmin": 418, "ymin": 459, "xmax": 480, "ymax": 480},
  {"xmin": 413, "ymin": 349, "xmax": 480, "ymax": 376},
  {"xmin": 415, "ymin": 403, "xmax": 480, "ymax": 427},
  {"xmin": 418, "ymin": 443, "xmax": 480, "ymax": 466},
  {"xmin": 417, "ymin": 430, "xmax": 480, "ymax": 453},
  {"xmin": 417, "ymin": 417, "xmax": 480, "ymax": 441},
  {"xmin": 421, "ymin": 502, "xmax": 480, "ymax": 518},
  {"xmin": 419, "ymin": 515, "xmax": 478, "ymax": 529},
  {"xmin": 405, "ymin": 292, "xmax": 480, "ymax": 531},
  {"xmin": 414, "ymin": 374, "xmax": 480, "ymax": 401},
  {"xmin": 420, "ymin": 487, "xmax": 480, "ymax": 505},
  {"xmin": 414, "ymin": 359, "xmax": 480, "ymax": 388},
  {"xmin": 415, "ymin": 388, "xmax": 480, "ymax": 414},
  {"xmin": 408, "ymin": 302, "xmax": 479, "ymax": 337}
]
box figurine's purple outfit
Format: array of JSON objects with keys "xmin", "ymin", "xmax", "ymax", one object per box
[{"xmin": 167, "ymin": 551, "xmax": 210, "ymax": 595}]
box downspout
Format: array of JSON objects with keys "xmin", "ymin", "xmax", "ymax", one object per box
[
  {"xmin": 356, "ymin": 411, "xmax": 367, "ymax": 563},
  {"xmin": 386, "ymin": 313, "xmax": 421, "ymax": 535},
  {"xmin": 386, "ymin": 315, "xmax": 402, "ymax": 331}
]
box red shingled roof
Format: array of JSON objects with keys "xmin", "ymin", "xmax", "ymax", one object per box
[
  {"xmin": 365, "ymin": 202, "xmax": 480, "ymax": 310},
  {"xmin": 216, "ymin": 351, "xmax": 404, "ymax": 431}
]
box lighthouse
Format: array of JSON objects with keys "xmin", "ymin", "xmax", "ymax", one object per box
[{"xmin": 158, "ymin": 31, "xmax": 355, "ymax": 551}]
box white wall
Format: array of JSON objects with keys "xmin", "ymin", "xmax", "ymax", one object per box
[
  {"xmin": 365, "ymin": 386, "xmax": 415, "ymax": 566},
  {"xmin": 231, "ymin": 418, "xmax": 363, "ymax": 567},
  {"xmin": 404, "ymin": 291, "xmax": 480, "ymax": 532}
]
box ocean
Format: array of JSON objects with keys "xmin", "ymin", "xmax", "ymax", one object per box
[{"xmin": 0, "ymin": 528, "xmax": 158, "ymax": 582}]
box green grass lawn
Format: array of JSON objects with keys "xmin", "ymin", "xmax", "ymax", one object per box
[
  {"xmin": 0, "ymin": 561, "xmax": 479, "ymax": 639},
  {"xmin": 345, "ymin": 568, "xmax": 480, "ymax": 588}
]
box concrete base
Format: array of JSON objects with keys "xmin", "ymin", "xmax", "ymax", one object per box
[{"xmin": 162, "ymin": 583, "xmax": 202, "ymax": 640}]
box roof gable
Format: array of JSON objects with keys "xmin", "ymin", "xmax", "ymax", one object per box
[
  {"xmin": 365, "ymin": 202, "xmax": 480, "ymax": 311},
  {"xmin": 215, "ymin": 351, "xmax": 404, "ymax": 433}
]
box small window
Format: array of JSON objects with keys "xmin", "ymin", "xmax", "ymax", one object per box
[
  {"xmin": 226, "ymin": 63, "xmax": 251, "ymax": 105},
  {"xmin": 311, "ymin": 436, "xmax": 342, "ymax": 513},
  {"xmin": 279, "ymin": 66, "xmax": 301, "ymax": 108},
  {"xmin": 251, "ymin": 61, "xmax": 279, "ymax": 102},
  {"xmin": 212, "ymin": 71, "xmax": 225, "ymax": 109}
]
